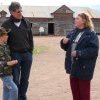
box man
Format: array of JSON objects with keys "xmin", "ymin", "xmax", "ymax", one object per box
[{"xmin": 2, "ymin": 2, "xmax": 34, "ymax": 100}]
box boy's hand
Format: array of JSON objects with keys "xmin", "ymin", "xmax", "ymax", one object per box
[
  {"xmin": 7, "ymin": 60, "xmax": 18, "ymax": 66},
  {"xmin": 63, "ymin": 38, "xmax": 69, "ymax": 44}
]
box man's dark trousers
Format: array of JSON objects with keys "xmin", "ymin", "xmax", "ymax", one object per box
[{"xmin": 11, "ymin": 51, "xmax": 33, "ymax": 100}]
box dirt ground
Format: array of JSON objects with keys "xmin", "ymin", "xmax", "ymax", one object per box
[{"xmin": 0, "ymin": 36, "xmax": 100, "ymax": 100}]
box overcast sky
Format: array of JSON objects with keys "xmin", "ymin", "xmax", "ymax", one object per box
[{"xmin": 0, "ymin": 0, "xmax": 100, "ymax": 10}]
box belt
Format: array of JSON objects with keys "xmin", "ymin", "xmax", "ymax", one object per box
[{"xmin": 11, "ymin": 48, "xmax": 29, "ymax": 53}]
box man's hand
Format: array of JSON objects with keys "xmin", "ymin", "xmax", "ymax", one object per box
[
  {"xmin": 71, "ymin": 51, "xmax": 77, "ymax": 57},
  {"xmin": 63, "ymin": 38, "xmax": 69, "ymax": 44},
  {"xmin": 7, "ymin": 60, "xmax": 18, "ymax": 66}
]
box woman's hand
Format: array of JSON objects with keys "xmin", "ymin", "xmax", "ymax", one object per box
[
  {"xmin": 71, "ymin": 51, "xmax": 77, "ymax": 57},
  {"xmin": 7, "ymin": 60, "xmax": 18, "ymax": 66},
  {"xmin": 63, "ymin": 38, "xmax": 69, "ymax": 44}
]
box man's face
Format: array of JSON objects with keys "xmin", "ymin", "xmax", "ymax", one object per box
[{"xmin": 11, "ymin": 9, "xmax": 22, "ymax": 19}]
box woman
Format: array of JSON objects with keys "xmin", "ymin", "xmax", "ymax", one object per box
[{"xmin": 60, "ymin": 13, "xmax": 99, "ymax": 100}]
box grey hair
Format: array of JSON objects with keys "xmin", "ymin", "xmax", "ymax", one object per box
[{"xmin": 9, "ymin": 2, "xmax": 22, "ymax": 12}]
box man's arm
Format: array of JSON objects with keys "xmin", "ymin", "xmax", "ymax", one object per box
[{"xmin": 29, "ymin": 26, "xmax": 34, "ymax": 53}]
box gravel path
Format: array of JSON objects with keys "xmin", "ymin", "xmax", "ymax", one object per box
[{"xmin": 0, "ymin": 36, "xmax": 100, "ymax": 100}]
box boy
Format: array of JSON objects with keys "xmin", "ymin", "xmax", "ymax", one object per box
[{"xmin": 0, "ymin": 27, "xmax": 18, "ymax": 100}]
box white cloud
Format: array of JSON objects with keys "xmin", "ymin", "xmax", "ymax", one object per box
[{"xmin": 0, "ymin": 0, "xmax": 100, "ymax": 7}]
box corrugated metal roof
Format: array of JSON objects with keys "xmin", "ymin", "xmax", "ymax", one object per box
[
  {"xmin": 0, "ymin": 5, "xmax": 100, "ymax": 18},
  {"xmin": 0, "ymin": 5, "xmax": 59, "ymax": 18},
  {"xmin": 71, "ymin": 7, "xmax": 100, "ymax": 18}
]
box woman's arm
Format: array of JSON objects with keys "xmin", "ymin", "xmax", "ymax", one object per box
[
  {"xmin": 60, "ymin": 38, "xmax": 70, "ymax": 51},
  {"xmin": 60, "ymin": 32, "xmax": 72, "ymax": 51}
]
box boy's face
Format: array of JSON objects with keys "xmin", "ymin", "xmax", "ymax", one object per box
[{"xmin": 0, "ymin": 35, "xmax": 8, "ymax": 43}]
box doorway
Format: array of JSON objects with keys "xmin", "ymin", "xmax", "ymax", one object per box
[{"xmin": 48, "ymin": 23, "xmax": 54, "ymax": 35}]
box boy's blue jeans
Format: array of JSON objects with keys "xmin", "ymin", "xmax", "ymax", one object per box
[{"xmin": 1, "ymin": 75, "xmax": 18, "ymax": 100}]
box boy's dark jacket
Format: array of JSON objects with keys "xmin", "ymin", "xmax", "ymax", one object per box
[
  {"xmin": 0, "ymin": 43, "xmax": 12, "ymax": 77},
  {"xmin": 60, "ymin": 28, "xmax": 99, "ymax": 80}
]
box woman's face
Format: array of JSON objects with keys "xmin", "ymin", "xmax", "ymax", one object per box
[{"xmin": 75, "ymin": 15, "xmax": 85, "ymax": 29}]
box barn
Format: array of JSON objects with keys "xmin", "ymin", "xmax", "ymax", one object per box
[{"xmin": 0, "ymin": 5, "xmax": 100, "ymax": 35}]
